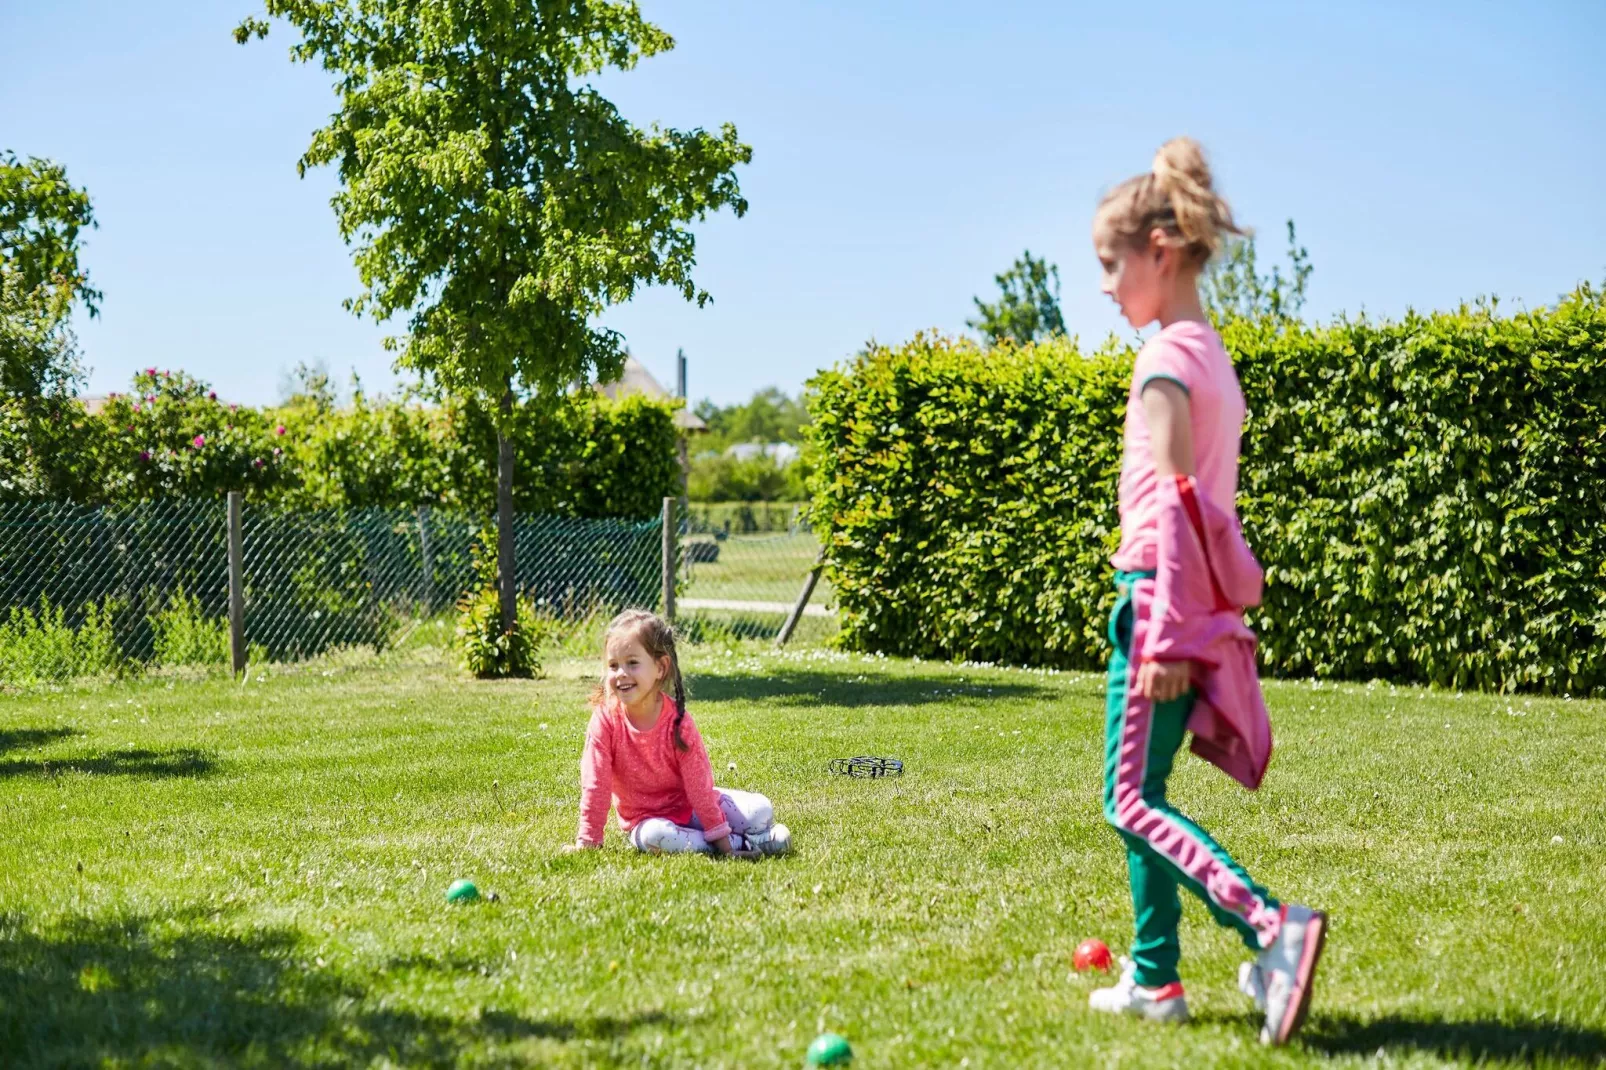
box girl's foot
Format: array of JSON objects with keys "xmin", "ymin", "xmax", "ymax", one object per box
[
  {"xmin": 1088, "ymin": 957, "xmax": 1190, "ymax": 1023},
  {"xmin": 743, "ymin": 823, "xmax": 792, "ymax": 856},
  {"xmin": 1256, "ymin": 904, "xmax": 1327, "ymax": 1046},
  {"xmin": 1237, "ymin": 960, "xmax": 1267, "ymax": 1011}
]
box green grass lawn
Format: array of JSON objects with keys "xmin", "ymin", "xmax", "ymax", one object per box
[
  {"xmin": 682, "ymin": 532, "xmax": 832, "ymax": 606},
  {"xmin": 1, "ymin": 646, "xmax": 1603, "ymax": 1067},
  {"xmin": 679, "ymin": 532, "xmax": 837, "ymax": 644}
]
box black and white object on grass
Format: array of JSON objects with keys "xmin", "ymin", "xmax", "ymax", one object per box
[{"xmin": 827, "ymin": 756, "xmax": 904, "ymax": 779}]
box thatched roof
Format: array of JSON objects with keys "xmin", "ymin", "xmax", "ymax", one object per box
[{"xmin": 595, "ymin": 355, "xmax": 706, "ymax": 432}]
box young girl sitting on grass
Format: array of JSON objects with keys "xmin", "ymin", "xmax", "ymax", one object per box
[
  {"xmin": 1085, "ymin": 137, "xmax": 1326, "ymax": 1046},
  {"xmin": 566, "ymin": 609, "xmax": 790, "ymax": 857}
]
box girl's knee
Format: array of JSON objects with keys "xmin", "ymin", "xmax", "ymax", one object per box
[
  {"xmin": 632, "ymin": 819, "xmax": 690, "ymax": 854},
  {"xmin": 745, "ymin": 793, "xmax": 774, "ymax": 830},
  {"xmin": 719, "ymin": 789, "xmax": 774, "ymax": 833}
]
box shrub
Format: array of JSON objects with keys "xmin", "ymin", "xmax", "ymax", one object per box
[
  {"xmin": 455, "ymin": 584, "xmax": 543, "ymax": 679},
  {"xmin": 0, "ymin": 596, "xmax": 123, "ymax": 683},
  {"xmin": 809, "ymin": 332, "xmax": 1128, "ymax": 669},
  {"xmin": 96, "ymin": 370, "xmax": 289, "ymax": 501},
  {"xmin": 808, "ymin": 285, "xmax": 1606, "ymax": 695},
  {"xmin": 149, "ymin": 589, "xmax": 230, "ymax": 668}
]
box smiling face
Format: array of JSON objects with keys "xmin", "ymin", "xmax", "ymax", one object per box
[
  {"xmin": 1093, "ymin": 215, "xmax": 1168, "ymax": 329},
  {"xmin": 604, "ymin": 632, "xmax": 669, "ymax": 714}
]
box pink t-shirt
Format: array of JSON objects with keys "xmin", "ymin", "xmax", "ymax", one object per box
[
  {"xmin": 576, "ymin": 692, "xmax": 730, "ymax": 846},
  {"xmin": 1112, "ymin": 320, "xmax": 1245, "ymax": 573}
]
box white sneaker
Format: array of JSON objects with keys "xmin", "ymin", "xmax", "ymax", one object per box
[
  {"xmin": 1238, "ymin": 961, "xmax": 1267, "ymax": 1012},
  {"xmin": 1256, "ymin": 904, "xmax": 1327, "ymax": 1046},
  {"xmin": 1088, "ymin": 957, "xmax": 1190, "ymax": 1024},
  {"xmin": 744, "ymin": 823, "xmax": 792, "ymax": 856}
]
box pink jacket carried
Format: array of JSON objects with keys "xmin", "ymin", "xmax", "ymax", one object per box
[{"xmin": 1131, "ymin": 474, "xmax": 1273, "ymax": 790}]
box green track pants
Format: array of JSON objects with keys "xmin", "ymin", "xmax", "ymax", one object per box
[{"xmin": 1103, "ymin": 571, "xmax": 1279, "ymax": 988}]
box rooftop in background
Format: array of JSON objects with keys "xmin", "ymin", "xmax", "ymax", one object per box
[{"xmin": 596, "ymin": 356, "xmax": 707, "ymax": 433}]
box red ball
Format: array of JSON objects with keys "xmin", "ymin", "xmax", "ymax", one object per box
[{"xmin": 1073, "ymin": 938, "xmax": 1113, "ymax": 973}]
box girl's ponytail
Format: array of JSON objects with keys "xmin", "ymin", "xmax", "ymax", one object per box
[
  {"xmin": 1098, "ymin": 137, "xmax": 1244, "ymax": 265},
  {"xmin": 670, "ymin": 653, "xmax": 689, "ymax": 752}
]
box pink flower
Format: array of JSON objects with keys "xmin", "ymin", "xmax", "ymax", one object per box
[
  {"xmin": 192, "ymin": 434, "xmax": 205, "ymax": 449},
  {"xmin": 208, "ymin": 391, "xmax": 217, "ymax": 400},
  {"xmin": 144, "ymin": 367, "xmax": 155, "ymax": 376},
  {"xmin": 139, "ymin": 450, "xmax": 151, "ymax": 462},
  {"xmin": 230, "ymin": 404, "xmax": 238, "ymax": 413},
  {"xmin": 146, "ymin": 394, "xmax": 156, "ymax": 403},
  {"xmin": 253, "ymin": 458, "xmax": 264, "ymax": 469},
  {"xmin": 126, "ymin": 424, "xmax": 134, "ymax": 432},
  {"xmin": 131, "ymin": 404, "xmax": 141, "ymax": 413},
  {"xmin": 226, "ymin": 424, "xmax": 233, "ymax": 431},
  {"xmin": 275, "ymin": 425, "xmax": 286, "ymax": 436},
  {"xmin": 272, "ymin": 447, "xmax": 282, "ymax": 457}
]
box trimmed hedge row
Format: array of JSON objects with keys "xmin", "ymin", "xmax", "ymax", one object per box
[
  {"xmin": 807, "ymin": 284, "xmax": 1606, "ymax": 694},
  {"xmin": 0, "ymin": 375, "xmax": 682, "ymax": 522}
]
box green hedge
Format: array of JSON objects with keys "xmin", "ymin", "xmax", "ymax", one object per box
[
  {"xmin": 0, "ymin": 377, "xmax": 682, "ymax": 522},
  {"xmin": 278, "ymin": 391, "xmax": 681, "ymax": 520},
  {"xmin": 807, "ymin": 284, "xmax": 1606, "ymax": 695}
]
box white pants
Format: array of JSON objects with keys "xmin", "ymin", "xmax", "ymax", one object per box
[{"xmin": 629, "ymin": 787, "xmax": 775, "ymax": 854}]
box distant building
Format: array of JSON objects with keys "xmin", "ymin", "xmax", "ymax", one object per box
[
  {"xmin": 594, "ymin": 355, "xmax": 706, "ymax": 433},
  {"xmin": 725, "ymin": 442, "xmax": 801, "ymax": 467}
]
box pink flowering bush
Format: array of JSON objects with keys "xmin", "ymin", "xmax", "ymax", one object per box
[{"xmin": 95, "ymin": 369, "xmax": 285, "ymax": 500}]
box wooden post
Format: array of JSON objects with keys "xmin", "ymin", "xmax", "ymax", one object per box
[
  {"xmin": 776, "ymin": 548, "xmax": 826, "ymax": 647},
  {"xmin": 661, "ymin": 496, "xmax": 676, "ymax": 621},
  {"xmin": 417, "ymin": 504, "xmax": 434, "ymax": 613},
  {"xmin": 227, "ymin": 491, "xmax": 246, "ymax": 676}
]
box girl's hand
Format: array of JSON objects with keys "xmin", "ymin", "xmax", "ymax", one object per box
[
  {"xmin": 709, "ymin": 834, "xmax": 759, "ymax": 860},
  {"xmin": 563, "ymin": 841, "xmax": 599, "ymax": 854},
  {"xmin": 1136, "ymin": 660, "xmax": 1193, "ymax": 703}
]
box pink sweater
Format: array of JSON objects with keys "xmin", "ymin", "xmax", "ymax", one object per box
[
  {"xmin": 1136, "ymin": 474, "xmax": 1273, "ymax": 790},
  {"xmin": 576, "ymin": 692, "xmax": 730, "ymax": 846}
]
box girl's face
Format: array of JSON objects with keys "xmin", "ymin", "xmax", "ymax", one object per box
[
  {"xmin": 1093, "ymin": 216, "xmax": 1166, "ymax": 329},
  {"xmin": 604, "ymin": 634, "xmax": 669, "ymax": 711}
]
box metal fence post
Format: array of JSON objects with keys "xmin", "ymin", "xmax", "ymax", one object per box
[
  {"xmin": 661, "ymin": 496, "xmax": 676, "ymax": 621},
  {"xmin": 417, "ymin": 504, "xmax": 434, "ymax": 613},
  {"xmin": 227, "ymin": 491, "xmax": 246, "ymax": 676}
]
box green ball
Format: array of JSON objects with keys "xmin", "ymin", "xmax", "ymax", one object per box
[
  {"xmin": 806, "ymin": 1032, "xmax": 852, "ymax": 1066},
  {"xmin": 445, "ymin": 878, "xmax": 480, "ymax": 903}
]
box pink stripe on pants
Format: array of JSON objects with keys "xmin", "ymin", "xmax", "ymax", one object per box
[{"xmin": 1113, "ymin": 681, "xmax": 1281, "ymax": 947}]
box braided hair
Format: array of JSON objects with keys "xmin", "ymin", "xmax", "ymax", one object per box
[{"xmin": 597, "ymin": 609, "xmax": 690, "ymax": 751}]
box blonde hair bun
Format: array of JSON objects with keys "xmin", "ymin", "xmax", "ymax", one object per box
[{"xmin": 1098, "ymin": 136, "xmax": 1244, "ymax": 264}]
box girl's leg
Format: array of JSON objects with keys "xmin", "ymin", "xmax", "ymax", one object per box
[
  {"xmin": 713, "ymin": 787, "xmax": 774, "ymax": 838},
  {"xmin": 630, "ymin": 818, "xmax": 712, "ymax": 854},
  {"xmin": 1104, "ymin": 580, "xmax": 1280, "ymax": 989}
]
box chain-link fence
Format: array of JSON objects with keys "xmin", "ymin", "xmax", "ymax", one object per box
[
  {"xmin": 0, "ymin": 500, "xmax": 665, "ymax": 682},
  {"xmin": 677, "ymin": 522, "xmax": 835, "ymax": 645}
]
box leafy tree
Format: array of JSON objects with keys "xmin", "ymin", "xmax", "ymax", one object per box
[
  {"xmin": 238, "ymin": 1, "xmax": 750, "ymax": 649},
  {"xmin": 968, "ymin": 250, "xmax": 1065, "ymax": 346},
  {"xmin": 0, "ymin": 153, "xmax": 99, "ymax": 499},
  {"xmin": 1202, "ymin": 220, "xmax": 1313, "ymax": 324},
  {"xmin": 0, "ymin": 152, "xmax": 100, "ymax": 322},
  {"xmin": 692, "ymin": 386, "xmax": 809, "ymax": 450},
  {"xmin": 277, "ymin": 357, "xmax": 337, "ymax": 410}
]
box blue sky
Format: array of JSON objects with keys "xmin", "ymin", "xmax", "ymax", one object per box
[{"xmin": 3, "ymin": 1, "xmax": 1602, "ymax": 407}]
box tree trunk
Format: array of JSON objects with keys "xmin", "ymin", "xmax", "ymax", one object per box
[{"xmin": 496, "ymin": 385, "xmax": 517, "ymax": 637}]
